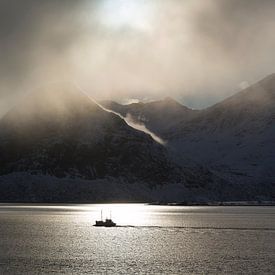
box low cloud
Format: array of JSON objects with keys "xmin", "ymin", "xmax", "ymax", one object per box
[
  {"xmin": 1, "ymin": 0, "xmax": 275, "ymax": 117},
  {"xmin": 94, "ymin": 98, "xmax": 165, "ymax": 144},
  {"xmin": 125, "ymin": 113, "xmax": 166, "ymax": 145}
]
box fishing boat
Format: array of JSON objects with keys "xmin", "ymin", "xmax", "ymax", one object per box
[{"xmin": 94, "ymin": 210, "xmax": 117, "ymax": 227}]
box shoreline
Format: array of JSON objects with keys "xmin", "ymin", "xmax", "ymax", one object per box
[
  {"xmin": 0, "ymin": 201, "xmax": 274, "ymax": 206},
  {"xmin": 149, "ymin": 201, "xmax": 275, "ymax": 206}
]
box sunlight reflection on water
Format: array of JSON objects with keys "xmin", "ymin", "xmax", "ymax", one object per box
[
  {"xmin": 1, "ymin": 203, "xmax": 275, "ymax": 228},
  {"xmin": 0, "ymin": 204, "xmax": 274, "ymax": 274}
]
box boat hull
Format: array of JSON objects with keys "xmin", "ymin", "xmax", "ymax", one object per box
[{"xmin": 94, "ymin": 219, "xmax": 116, "ymax": 227}]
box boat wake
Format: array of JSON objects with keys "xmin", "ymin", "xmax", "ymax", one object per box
[{"xmin": 115, "ymin": 225, "xmax": 275, "ymax": 231}]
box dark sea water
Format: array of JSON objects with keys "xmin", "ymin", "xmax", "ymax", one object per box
[{"xmin": 0, "ymin": 204, "xmax": 274, "ymax": 274}]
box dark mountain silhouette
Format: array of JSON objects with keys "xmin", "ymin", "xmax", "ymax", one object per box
[
  {"xmin": 0, "ymin": 83, "xmax": 217, "ymax": 202},
  {"xmin": 101, "ymin": 97, "xmax": 197, "ymax": 138},
  {"xmin": 0, "ymin": 83, "xmax": 180, "ymax": 182},
  {"xmin": 1, "ymin": 74, "xmax": 274, "ymax": 202}
]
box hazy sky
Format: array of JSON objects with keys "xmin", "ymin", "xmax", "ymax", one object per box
[{"xmin": 1, "ymin": 0, "xmax": 275, "ymax": 116}]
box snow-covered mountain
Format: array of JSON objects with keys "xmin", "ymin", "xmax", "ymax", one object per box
[
  {"xmin": 0, "ymin": 83, "xmax": 218, "ymax": 202},
  {"xmin": 1, "ymin": 74, "xmax": 274, "ymax": 202},
  {"xmin": 0, "ymin": 83, "xmax": 178, "ymax": 183},
  {"xmin": 166, "ymin": 74, "xmax": 275, "ymax": 189},
  {"xmin": 101, "ymin": 75, "xmax": 275, "ymax": 200},
  {"xmin": 101, "ymin": 97, "xmax": 197, "ymax": 138}
]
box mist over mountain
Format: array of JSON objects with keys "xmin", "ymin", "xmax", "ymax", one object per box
[
  {"xmin": 0, "ymin": 83, "xmax": 220, "ymax": 202},
  {"xmin": 101, "ymin": 74, "xmax": 275, "ymax": 200},
  {"xmin": 2, "ymin": 0, "xmax": 275, "ymax": 117},
  {"xmin": 1, "ymin": 2, "xmax": 275, "ymax": 274},
  {"xmin": 0, "ymin": 74, "xmax": 274, "ymax": 202},
  {"xmin": 0, "ymin": 83, "xmax": 176, "ymax": 181},
  {"xmin": 101, "ymin": 97, "xmax": 197, "ymax": 138},
  {"xmin": 167, "ymin": 74, "xmax": 275, "ymax": 186}
]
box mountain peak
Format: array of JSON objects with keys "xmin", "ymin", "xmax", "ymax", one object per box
[
  {"xmin": 163, "ymin": 96, "xmax": 177, "ymax": 103},
  {"xmin": 159, "ymin": 97, "xmax": 191, "ymax": 112},
  {"xmin": 3, "ymin": 82, "xmax": 104, "ymax": 121},
  {"xmin": 29, "ymin": 81, "xmax": 95, "ymax": 107},
  {"xmin": 261, "ymin": 72, "xmax": 275, "ymax": 81},
  {"xmin": 0, "ymin": 85, "xmax": 190, "ymax": 190},
  {"xmin": 0, "ymin": 82, "xmax": 115, "ymax": 139},
  {"xmin": 256, "ymin": 73, "xmax": 275, "ymax": 92}
]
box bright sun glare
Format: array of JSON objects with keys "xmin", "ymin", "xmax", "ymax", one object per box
[
  {"xmin": 99, "ymin": 0, "xmax": 152, "ymax": 30},
  {"xmin": 93, "ymin": 204, "xmax": 148, "ymax": 226}
]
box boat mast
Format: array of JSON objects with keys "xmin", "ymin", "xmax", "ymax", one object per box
[{"xmin": 101, "ymin": 209, "xmax": 103, "ymax": 221}]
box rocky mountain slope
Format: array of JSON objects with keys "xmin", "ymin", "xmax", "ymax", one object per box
[
  {"xmin": 102, "ymin": 75, "xmax": 275, "ymax": 197},
  {"xmin": 167, "ymin": 74, "xmax": 275, "ymax": 187},
  {"xmin": 1, "ymin": 74, "xmax": 274, "ymax": 202},
  {"xmin": 101, "ymin": 97, "xmax": 197, "ymax": 138},
  {"xmin": 0, "ymin": 83, "xmax": 217, "ymax": 202},
  {"xmin": 0, "ymin": 83, "xmax": 180, "ymax": 183}
]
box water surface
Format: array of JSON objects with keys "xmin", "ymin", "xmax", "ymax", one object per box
[{"xmin": 0, "ymin": 204, "xmax": 274, "ymax": 274}]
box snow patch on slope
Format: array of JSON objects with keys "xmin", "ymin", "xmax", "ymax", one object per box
[{"xmin": 95, "ymin": 99, "xmax": 166, "ymax": 145}]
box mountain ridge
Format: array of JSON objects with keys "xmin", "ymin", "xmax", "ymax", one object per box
[
  {"xmin": 1, "ymin": 75, "xmax": 274, "ymax": 202},
  {"xmin": 100, "ymin": 97, "xmax": 197, "ymax": 137},
  {"xmin": 0, "ymin": 82, "xmax": 220, "ymax": 203},
  {"xmin": 166, "ymin": 74, "xmax": 275, "ymax": 188},
  {"xmin": 100, "ymin": 75, "xmax": 275, "ymax": 197}
]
